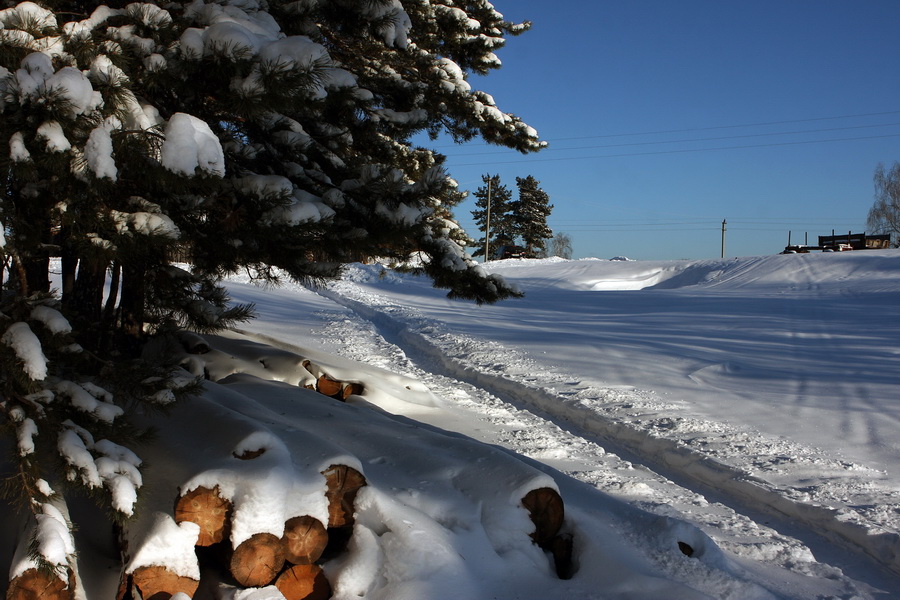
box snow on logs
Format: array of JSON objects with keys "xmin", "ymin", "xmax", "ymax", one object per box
[
  {"xmin": 7, "ymin": 332, "xmax": 579, "ymax": 597},
  {"xmin": 167, "ymin": 465, "xmax": 360, "ymax": 588},
  {"xmin": 178, "ymin": 331, "xmax": 365, "ymax": 401},
  {"xmin": 7, "ymin": 499, "xmax": 78, "ymax": 600},
  {"xmin": 117, "ymin": 511, "xmax": 202, "ymax": 600}
]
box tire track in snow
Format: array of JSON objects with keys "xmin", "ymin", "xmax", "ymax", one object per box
[
  {"xmin": 299, "ymin": 293, "xmax": 869, "ymax": 599},
  {"xmin": 315, "ymin": 280, "xmax": 900, "ymax": 586}
]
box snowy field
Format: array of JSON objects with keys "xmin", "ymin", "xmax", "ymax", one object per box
[
  {"xmin": 221, "ymin": 250, "xmax": 900, "ymax": 599},
  {"xmin": 4, "ymin": 251, "xmax": 900, "ymax": 599}
]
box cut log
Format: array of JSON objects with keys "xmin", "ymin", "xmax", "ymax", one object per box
[
  {"xmin": 544, "ymin": 533, "xmax": 575, "ymax": 580},
  {"xmin": 321, "ymin": 464, "xmax": 367, "ymax": 528},
  {"xmin": 316, "ymin": 375, "xmax": 342, "ymax": 398},
  {"xmin": 230, "ymin": 532, "xmax": 285, "ymax": 587},
  {"xmin": 174, "ymin": 486, "xmax": 231, "ymax": 546},
  {"xmin": 282, "ymin": 516, "xmax": 328, "ymax": 564},
  {"xmin": 341, "ymin": 382, "xmax": 364, "ymax": 400},
  {"xmin": 7, "ymin": 568, "xmax": 74, "ymax": 600},
  {"xmin": 521, "ymin": 487, "xmax": 564, "ymax": 545},
  {"xmin": 128, "ymin": 565, "xmax": 199, "ymax": 600},
  {"xmin": 233, "ymin": 447, "xmax": 266, "ymax": 460},
  {"xmin": 274, "ymin": 564, "xmax": 332, "ymax": 600}
]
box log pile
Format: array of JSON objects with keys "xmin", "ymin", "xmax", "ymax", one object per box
[
  {"xmin": 7, "ymin": 474, "xmax": 576, "ymax": 599},
  {"xmin": 111, "ymin": 464, "xmax": 367, "ymax": 599},
  {"xmin": 6, "ymin": 332, "xmax": 585, "ymax": 598}
]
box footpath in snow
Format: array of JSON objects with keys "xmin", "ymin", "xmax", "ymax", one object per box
[{"xmin": 224, "ymin": 250, "xmax": 900, "ymax": 598}]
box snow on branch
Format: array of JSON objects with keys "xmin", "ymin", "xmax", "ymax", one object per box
[
  {"xmin": 8, "ymin": 501, "xmax": 76, "ymax": 584},
  {"xmin": 57, "ymin": 420, "xmax": 143, "ymax": 516},
  {"xmin": 160, "ymin": 113, "xmax": 225, "ymax": 177},
  {"xmin": 30, "ymin": 305, "xmax": 72, "ymax": 335},
  {"xmin": 54, "ymin": 380, "xmax": 123, "ymax": 423},
  {"xmin": 2, "ymin": 322, "xmax": 48, "ymax": 381}
]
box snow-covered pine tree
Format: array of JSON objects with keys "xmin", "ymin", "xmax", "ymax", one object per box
[
  {"xmin": 0, "ymin": 0, "xmax": 543, "ymax": 577},
  {"xmin": 513, "ymin": 175, "xmax": 554, "ymax": 256},
  {"xmin": 470, "ymin": 174, "xmax": 515, "ymax": 257}
]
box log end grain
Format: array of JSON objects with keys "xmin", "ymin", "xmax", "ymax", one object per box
[
  {"xmin": 341, "ymin": 383, "xmax": 364, "ymax": 400},
  {"xmin": 316, "ymin": 376, "xmax": 343, "ymax": 398},
  {"xmin": 321, "ymin": 465, "xmax": 367, "ymax": 528},
  {"xmin": 230, "ymin": 532, "xmax": 286, "ymax": 588},
  {"xmin": 282, "ymin": 516, "xmax": 329, "ymax": 565},
  {"xmin": 7, "ymin": 568, "xmax": 73, "ymax": 600},
  {"xmin": 130, "ymin": 565, "xmax": 199, "ymax": 600},
  {"xmin": 174, "ymin": 486, "xmax": 231, "ymax": 547},
  {"xmin": 521, "ymin": 487, "xmax": 564, "ymax": 545},
  {"xmin": 275, "ymin": 564, "xmax": 332, "ymax": 600}
]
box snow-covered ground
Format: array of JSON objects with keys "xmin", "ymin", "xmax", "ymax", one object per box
[
  {"xmin": 4, "ymin": 251, "xmax": 899, "ymax": 599},
  {"xmin": 221, "ymin": 250, "xmax": 900, "ymax": 599}
]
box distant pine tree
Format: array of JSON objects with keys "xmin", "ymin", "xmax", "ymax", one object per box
[
  {"xmin": 471, "ymin": 174, "xmax": 515, "ymax": 258},
  {"xmin": 514, "ymin": 175, "xmax": 554, "ymax": 256}
]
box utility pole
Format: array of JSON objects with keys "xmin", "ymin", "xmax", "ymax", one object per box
[
  {"xmin": 483, "ymin": 176, "xmax": 492, "ymax": 262},
  {"xmin": 721, "ymin": 219, "xmax": 727, "ymax": 258}
]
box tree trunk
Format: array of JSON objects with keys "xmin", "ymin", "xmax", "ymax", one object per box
[
  {"xmin": 59, "ymin": 229, "xmax": 77, "ymax": 304},
  {"xmin": 7, "ymin": 568, "xmax": 74, "ymax": 600},
  {"xmin": 100, "ymin": 260, "xmax": 121, "ymax": 343},
  {"xmin": 22, "ymin": 255, "xmax": 50, "ymax": 296},
  {"xmin": 71, "ymin": 256, "xmax": 107, "ymax": 327},
  {"xmin": 282, "ymin": 516, "xmax": 328, "ymax": 565},
  {"xmin": 174, "ymin": 486, "xmax": 232, "ymax": 546},
  {"xmin": 275, "ymin": 564, "xmax": 332, "ymax": 600},
  {"xmin": 321, "ymin": 464, "xmax": 366, "ymax": 528},
  {"xmin": 119, "ymin": 260, "xmax": 146, "ymax": 341},
  {"xmin": 230, "ymin": 532, "xmax": 285, "ymax": 587}
]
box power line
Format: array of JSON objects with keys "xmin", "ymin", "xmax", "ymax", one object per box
[
  {"xmin": 431, "ymin": 109, "xmax": 900, "ymax": 149},
  {"xmin": 541, "ymin": 110, "xmax": 900, "ymax": 142},
  {"xmin": 443, "ymin": 122, "xmax": 900, "ymax": 157},
  {"xmin": 449, "ymin": 133, "xmax": 900, "ymax": 166}
]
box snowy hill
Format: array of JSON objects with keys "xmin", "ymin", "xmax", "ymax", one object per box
[
  {"xmin": 224, "ymin": 250, "xmax": 900, "ymax": 598},
  {"xmin": 4, "ymin": 251, "xmax": 899, "ymax": 599}
]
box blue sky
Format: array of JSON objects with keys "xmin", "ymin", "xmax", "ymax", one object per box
[{"xmin": 429, "ymin": 1, "xmax": 900, "ymax": 260}]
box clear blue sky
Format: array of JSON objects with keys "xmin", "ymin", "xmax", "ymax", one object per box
[{"xmin": 429, "ymin": 1, "xmax": 900, "ymax": 260}]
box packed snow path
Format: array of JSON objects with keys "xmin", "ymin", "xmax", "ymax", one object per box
[{"xmin": 226, "ymin": 252, "xmax": 900, "ymax": 598}]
